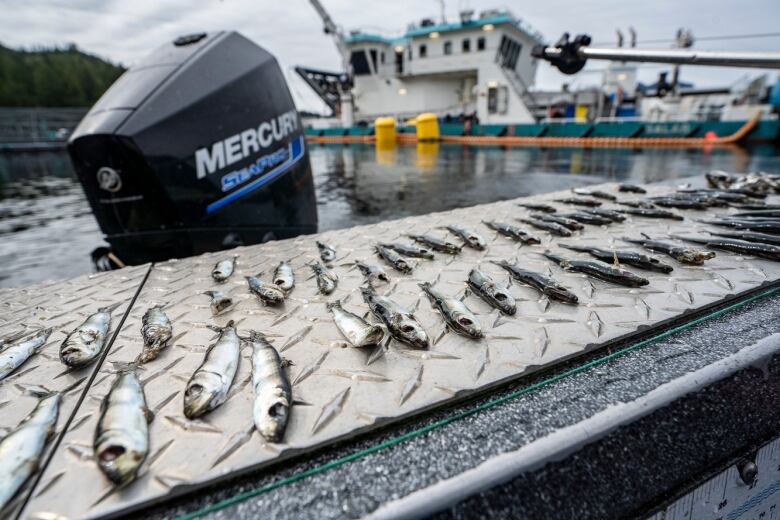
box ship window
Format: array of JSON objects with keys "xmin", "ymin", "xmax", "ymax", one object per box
[
  {"xmin": 395, "ymin": 50, "xmax": 404, "ymax": 74},
  {"xmin": 381, "ymin": 51, "xmax": 385, "ymax": 64},
  {"xmin": 350, "ymin": 50, "xmax": 371, "ymax": 75},
  {"xmin": 370, "ymin": 49, "xmax": 379, "ymax": 73},
  {"xmin": 419, "ymin": 44, "xmax": 427, "ymax": 58},
  {"xmin": 477, "ymin": 37, "xmax": 486, "ymax": 51},
  {"xmin": 462, "ymin": 38, "xmax": 471, "ymax": 53},
  {"xmin": 408, "ymin": 47, "xmax": 413, "ymax": 61},
  {"xmin": 444, "ymin": 41, "xmax": 452, "ymax": 55},
  {"xmin": 497, "ymin": 36, "xmax": 522, "ymax": 69}
]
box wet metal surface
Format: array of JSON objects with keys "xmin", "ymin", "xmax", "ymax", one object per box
[{"xmin": 13, "ymin": 181, "xmax": 780, "ymax": 519}]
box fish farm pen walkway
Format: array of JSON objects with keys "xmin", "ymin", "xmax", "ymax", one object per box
[{"xmin": 3, "ymin": 179, "xmax": 780, "ymax": 519}]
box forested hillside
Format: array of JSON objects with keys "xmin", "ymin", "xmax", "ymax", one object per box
[{"xmin": 0, "ymin": 44, "xmax": 124, "ymax": 107}]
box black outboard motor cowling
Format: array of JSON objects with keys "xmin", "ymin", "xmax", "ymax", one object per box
[{"xmin": 69, "ymin": 31, "xmax": 317, "ymax": 265}]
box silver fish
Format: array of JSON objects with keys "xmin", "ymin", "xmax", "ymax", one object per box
[
  {"xmin": 467, "ymin": 269, "xmax": 516, "ymax": 315},
  {"xmin": 445, "ymin": 225, "xmax": 487, "ymax": 250},
  {"xmin": 212, "ymin": 255, "xmax": 237, "ymax": 282},
  {"xmin": 139, "ymin": 306, "xmax": 172, "ymax": 364},
  {"xmin": 375, "ymin": 245, "xmax": 413, "ymax": 273},
  {"xmin": 184, "ymin": 321, "xmax": 240, "ymax": 419},
  {"xmin": 354, "ymin": 260, "xmax": 391, "ymax": 285},
  {"xmin": 60, "ymin": 303, "xmax": 120, "ymax": 368},
  {"xmin": 204, "ymin": 290, "xmax": 233, "ymax": 315},
  {"xmin": 408, "ymin": 234, "xmax": 462, "ymax": 254},
  {"xmin": 316, "ymin": 241, "xmax": 337, "ymax": 262},
  {"xmin": 381, "ymin": 242, "xmax": 435, "ymax": 259},
  {"xmin": 419, "ymin": 282, "xmax": 483, "ymax": 339},
  {"xmin": 94, "ymin": 367, "xmax": 151, "ymax": 485},
  {"xmin": 273, "ymin": 261, "xmax": 295, "ymax": 292},
  {"xmin": 0, "ymin": 327, "xmax": 53, "ymax": 382},
  {"xmin": 361, "ymin": 287, "xmax": 429, "ymax": 349},
  {"xmin": 310, "ymin": 261, "xmax": 338, "ymax": 295},
  {"xmin": 248, "ymin": 332, "xmax": 292, "ymax": 442},
  {"xmin": 0, "ymin": 393, "xmax": 60, "ymax": 510},
  {"xmin": 247, "ymin": 275, "xmax": 286, "ymax": 305},
  {"xmin": 327, "ymin": 300, "xmax": 385, "ymax": 347}
]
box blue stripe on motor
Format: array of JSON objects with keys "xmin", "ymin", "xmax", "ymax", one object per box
[{"xmin": 206, "ymin": 135, "xmax": 305, "ymax": 215}]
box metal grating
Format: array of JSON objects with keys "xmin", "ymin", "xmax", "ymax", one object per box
[{"xmin": 12, "ymin": 183, "xmax": 780, "ymax": 519}]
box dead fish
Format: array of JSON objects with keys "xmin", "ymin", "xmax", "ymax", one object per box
[
  {"xmin": 361, "ymin": 287, "xmax": 428, "ymax": 349},
  {"xmin": 0, "ymin": 393, "xmax": 60, "ymax": 510},
  {"xmin": 708, "ymin": 229, "xmax": 780, "ymax": 246},
  {"xmin": 572, "ymin": 188, "xmax": 617, "ymax": 201},
  {"xmin": 617, "ymin": 208, "xmax": 684, "ymax": 220},
  {"xmin": 381, "ymin": 242, "xmax": 435, "ymax": 259},
  {"xmin": 700, "ymin": 218, "xmax": 780, "ymax": 234},
  {"xmin": 0, "ymin": 327, "xmax": 53, "ymax": 382},
  {"xmin": 467, "ymin": 268, "xmax": 516, "ymax": 315},
  {"xmin": 517, "ymin": 217, "xmax": 572, "ymax": 237},
  {"xmin": 375, "ymin": 245, "xmax": 413, "ymax": 273},
  {"xmin": 532, "ymin": 213, "xmax": 585, "ymax": 231},
  {"xmin": 408, "ymin": 234, "xmax": 462, "ymax": 254},
  {"xmin": 212, "ymin": 255, "xmax": 237, "ymax": 282},
  {"xmin": 617, "ymin": 199, "xmax": 656, "ymax": 209},
  {"xmin": 273, "ymin": 261, "xmax": 295, "ymax": 293},
  {"xmin": 517, "ymin": 202, "xmax": 557, "ymax": 213},
  {"xmin": 493, "ymin": 260, "xmax": 578, "ymax": 304},
  {"xmin": 543, "ymin": 251, "xmax": 649, "ymax": 287},
  {"xmin": 316, "ymin": 241, "xmax": 337, "ymax": 263},
  {"xmin": 309, "ymin": 261, "xmax": 338, "ymax": 295},
  {"xmin": 95, "ymin": 365, "xmax": 151, "ymax": 485},
  {"xmin": 579, "ymin": 208, "xmax": 626, "ymax": 222},
  {"xmin": 731, "ymin": 209, "xmax": 780, "ymax": 218},
  {"xmin": 649, "ymin": 198, "xmax": 710, "ymax": 210},
  {"xmin": 327, "ymin": 300, "xmax": 385, "ymax": 347},
  {"xmin": 444, "ymin": 225, "xmax": 487, "ymax": 250},
  {"xmin": 60, "ymin": 303, "xmax": 120, "ymax": 368},
  {"xmin": 204, "ymin": 290, "xmax": 233, "ymax": 315},
  {"xmin": 353, "ymin": 260, "xmax": 391, "ymax": 285},
  {"xmin": 617, "ymin": 184, "xmax": 647, "ymax": 194},
  {"xmin": 560, "ymin": 244, "xmax": 673, "ymax": 273},
  {"xmin": 672, "ymin": 235, "xmax": 780, "ymax": 261},
  {"xmin": 554, "ymin": 197, "xmax": 602, "ymax": 207},
  {"xmin": 622, "ymin": 236, "xmax": 716, "ymax": 265},
  {"xmin": 184, "ymin": 321, "xmax": 240, "ymax": 419},
  {"xmin": 557, "ymin": 212, "xmax": 613, "ymax": 226},
  {"xmin": 246, "ymin": 275, "xmax": 286, "ymax": 305},
  {"xmin": 248, "ymin": 332, "xmax": 291, "ymax": 443},
  {"xmin": 418, "ymin": 282, "xmax": 482, "ymax": 339},
  {"xmin": 139, "ymin": 306, "xmax": 172, "ymax": 364},
  {"xmin": 483, "ymin": 221, "xmax": 541, "ymax": 244}
]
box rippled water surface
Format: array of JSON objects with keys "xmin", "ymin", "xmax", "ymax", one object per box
[{"xmin": 2, "ymin": 143, "xmax": 780, "ymax": 288}]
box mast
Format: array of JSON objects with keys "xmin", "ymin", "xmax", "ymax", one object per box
[{"xmin": 308, "ymin": 0, "xmax": 350, "ymax": 73}]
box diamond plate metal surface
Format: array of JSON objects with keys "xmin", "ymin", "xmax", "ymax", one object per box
[
  {"xmin": 19, "ymin": 183, "xmax": 780, "ymax": 519},
  {"xmin": 0, "ymin": 266, "xmax": 149, "ymax": 518}
]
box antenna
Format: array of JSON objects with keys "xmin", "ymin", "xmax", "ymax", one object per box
[{"xmin": 437, "ymin": 0, "xmax": 446, "ymax": 23}]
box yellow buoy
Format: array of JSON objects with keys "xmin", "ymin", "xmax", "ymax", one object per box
[
  {"xmin": 375, "ymin": 117, "xmax": 397, "ymax": 146},
  {"xmin": 416, "ymin": 112, "xmax": 439, "ymax": 142}
]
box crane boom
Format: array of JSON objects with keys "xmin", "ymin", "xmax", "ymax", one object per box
[{"xmin": 308, "ymin": 0, "xmax": 349, "ymax": 72}]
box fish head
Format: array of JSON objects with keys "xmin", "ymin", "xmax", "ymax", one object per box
[
  {"xmin": 395, "ymin": 317, "xmax": 429, "ymax": 349},
  {"xmin": 59, "ymin": 337, "xmax": 99, "ymax": 368},
  {"xmin": 254, "ymin": 390, "xmax": 290, "ymax": 443},
  {"xmin": 451, "ymin": 311, "xmax": 483, "ymax": 338},
  {"xmin": 548, "ymin": 285, "xmax": 579, "ymax": 304},
  {"xmin": 678, "ymin": 249, "xmax": 715, "ymax": 264},
  {"xmin": 96, "ymin": 436, "xmax": 145, "ymax": 485},
  {"xmin": 489, "ymin": 286, "xmax": 516, "ymax": 315},
  {"xmin": 183, "ymin": 372, "xmax": 223, "ymax": 419}
]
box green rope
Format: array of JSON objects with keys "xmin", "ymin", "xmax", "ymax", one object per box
[{"xmin": 178, "ymin": 286, "xmax": 780, "ymax": 520}]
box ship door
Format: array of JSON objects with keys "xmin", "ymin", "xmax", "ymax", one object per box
[{"xmin": 487, "ymin": 84, "xmax": 509, "ymax": 114}]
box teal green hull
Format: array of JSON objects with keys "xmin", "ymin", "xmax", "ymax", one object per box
[{"xmin": 306, "ymin": 119, "xmax": 780, "ymax": 142}]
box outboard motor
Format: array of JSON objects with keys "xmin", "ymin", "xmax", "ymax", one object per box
[{"xmin": 68, "ymin": 31, "xmax": 317, "ymax": 266}]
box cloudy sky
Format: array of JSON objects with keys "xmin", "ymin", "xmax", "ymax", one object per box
[{"xmin": 1, "ymin": 0, "xmax": 778, "ymax": 111}]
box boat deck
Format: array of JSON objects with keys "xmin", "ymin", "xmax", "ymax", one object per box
[{"xmin": 3, "ymin": 180, "xmax": 780, "ymax": 519}]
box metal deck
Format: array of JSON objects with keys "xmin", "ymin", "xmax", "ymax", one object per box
[{"xmin": 2, "ymin": 182, "xmax": 779, "ymax": 519}]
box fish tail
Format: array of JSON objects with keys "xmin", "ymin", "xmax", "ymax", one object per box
[
  {"xmin": 111, "ymin": 360, "xmax": 138, "ymax": 373},
  {"xmin": 326, "ymin": 300, "xmax": 342, "ymax": 310},
  {"xmin": 98, "ymin": 301, "xmax": 123, "ymax": 314}
]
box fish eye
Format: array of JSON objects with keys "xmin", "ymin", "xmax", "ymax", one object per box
[
  {"xmin": 458, "ymin": 318, "xmax": 473, "ymax": 326},
  {"xmin": 495, "ymin": 293, "xmax": 507, "ymax": 301},
  {"xmin": 186, "ymin": 384, "xmax": 203, "ymax": 397},
  {"xmin": 400, "ymin": 325, "xmax": 415, "ymax": 333},
  {"xmin": 99, "ymin": 445, "xmax": 126, "ymax": 462},
  {"xmin": 274, "ymin": 279, "xmax": 284, "ymax": 285}
]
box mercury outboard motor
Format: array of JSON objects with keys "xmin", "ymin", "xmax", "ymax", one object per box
[{"xmin": 69, "ymin": 31, "xmax": 317, "ymax": 266}]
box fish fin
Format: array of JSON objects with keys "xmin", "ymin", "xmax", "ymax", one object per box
[
  {"xmin": 292, "ymin": 398, "xmax": 312, "ymax": 406},
  {"xmin": 613, "ymin": 251, "xmax": 621, "ymax": 268},
  {"xmin": 281, "ymin": 357, "xmax": 295, "ymax": 368},
  {"xmin": 144, "ymin": 407, "xmax": 155, "ymax": 423},
  {"xmin": 433, "ymin": 326, "xmax": 449, "ymax": 346},
  {"xmin": 640, "ymin": 232, "xmax": 651, "ymax": 240}
]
